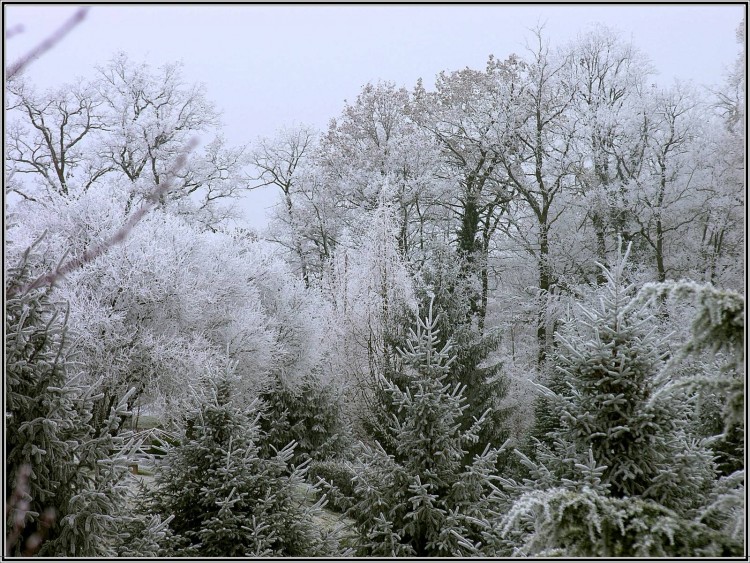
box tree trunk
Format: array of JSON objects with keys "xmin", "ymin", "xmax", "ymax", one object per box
[{"xmin": 537, "ymin": 223, "xmax": 551, "ymax": 366}]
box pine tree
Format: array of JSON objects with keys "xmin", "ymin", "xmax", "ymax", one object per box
[
  {"xmin": 638, "ymin": 281, "xmax": 744, "ymax": 475},
  {"xmin": 258, "ymin": 371, "xmax": 350, "ymax": 465},
  {"xmin": 417, "ymin": 251, "xmax": 512, "ymax": 463},
  {"xmin": 451, "ymin": 320, "xmax": 511, "ymax": 463},
  {"xmin": 636, "ymin": 281, "xmax": 745, "ymax": 544},
  {"xmin": 5, "ymin": 240, "xmax": 140, "ymax": 557},
  {"xmin": 6, "ymin": 245, "xmax": 80, "ymax": 556},
  {"xmin": 498, "ymin": 245, "xmax": 741, "ymax": 557},
  {"xmin": 542, "ymin": 244, "xmax": 715, "ymax": 510},
  {"xmin": 343, "ymin": 300, "xmax": 505, "ymax": 557},
  {"xmin": 147, "ymin": 374, "xmax": 339, "ymax": 557},
  {"xmin": 499, "ymin": 486, "xmax": 742, "ymax": 557}
]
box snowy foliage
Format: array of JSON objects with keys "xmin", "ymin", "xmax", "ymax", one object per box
[
  {"xmin": 5, "ymin": 241, "xmax": 141, "ymax": 557},
  {"xmin": 322, "ymin": 200, "xmax": 417, "ymax": 429},
  {"xmin": 259, "ymin": 373, "xmax": 351, "ymax": 465},
  {"xmin": 499, "ymin": 486, "xmax": 742, "ymax": 557},
  {"xmin": 4, "ymin": 16, "xmax": 744, "ymax": 558},
  {"xmin": 535, "ymin": 246, "xmax": 717, "ymax": 510},
  {"xmin": 341, "ymin": 302, "xmax": 506, "ymax": 557},
  {"xmin": 146, "ymin": 375, "xmax": 340, "ymax": 557}
]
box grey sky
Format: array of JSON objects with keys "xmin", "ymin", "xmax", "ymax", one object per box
[{"xmin": 5, "ymin": 4, "xmax": 744, "ymax": 229}]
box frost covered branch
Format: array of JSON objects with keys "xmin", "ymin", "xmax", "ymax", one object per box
[{"xmin": 6, "ymin": 138, "xmax": 199, "ymax": 298}]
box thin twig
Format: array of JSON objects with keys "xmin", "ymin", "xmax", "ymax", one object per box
[
  {"xmin": 7, "ymin": 7, "xmax": 89, "ymax": 79},
  {"xmin": 7, "ymin": 138, "xmax": 199, "ymax": 298},
  {"xmin": 5, "ymin": 24, "xmax": 25, "ymax": 39}
]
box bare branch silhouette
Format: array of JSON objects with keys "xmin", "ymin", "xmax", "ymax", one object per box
[
  {"xmin": 6, "ymin": 138, "xmax": 200, "ymax": 298},
  {"xmin": 5, "ymin": 24, "xmax": 25, "ymax": 39},
  {"xmin": 7, "ymin": 7, "xmax": 89, "ymax": 79}
]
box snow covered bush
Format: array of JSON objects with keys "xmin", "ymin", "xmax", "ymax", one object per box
[{"xmin": 308, "ymin": 458, "xmax": 358, "ymax": 512}]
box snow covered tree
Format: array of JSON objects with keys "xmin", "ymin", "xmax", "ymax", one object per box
[
  {"xmin": 536, "ymin": 244, "xmax": 716, "ymax": 511},
  {"xmin": 413, "ymin": 251, "xmax": 512, "ymax": 465},
  {"xmin": 410, "ymin": 55, "xmax": 523, "ymax": 327},
  {"xmin": 499, "ymin": 485, "xmax": 742, "ymax": 557},
  {"xmin": 6, "ymin": 193, "xmax": 295, "ymax": 430},
  {"xmin": 322, "ymin": 200, "xmax": 417, "ymax": 436},
  {"xmin": 249, "ymin": 125, "xmax": 319, "ymax": 286},
  {"xmin": 638, "ymin": 280, "xmax": 744, "ymax": 431},
  {"xmin": 6, "ymin": 241, "xmax": 79, "ymax": 556},
  {"xmin": 342, "ymin": 300, "xmax": 505, "ymax": 557},
  {"xmin": 259, "ymin": 372, "xmax": 351, "ymax": 465},
  {"xmin": 319, "ymin": 80, "xmax": 445, "ymax": 264},
  {"xmin": 6, "ymin": 53, "xmax": 249, "ymax": 231},
  {"xmin": 5, "ymin": 238, "xmax": 142, "ymax": 557},
  {"xmin": 567, "ymin": 25, "xmax": 654, "ymax": 281},
  {"xmin": 497, "ymin": 247, "xmax": 741, "ymax": 557},
  {"xmin": 637, "ymin": 280, "xmax": 745, "ymax": 541},
  {"xmin": 146, "ymin": 374, "xmax": 339, "ymax": 557}
]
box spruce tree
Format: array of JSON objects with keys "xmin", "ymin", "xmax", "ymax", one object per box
[
  {"xmin": 638, "ymin": 281, "xmax": 744, "ymax": 475},
  {"xmin": 5, "ymin": 241, "xmax": 140, "ymax": 557},
  {"xmin": 147, "ymin": 374, "xmax": 339, "ymax": 557},
  {"xmin": 636, "ymin": 281, "xmax": 745, "ymax": 544},
  {"xmin": 499, "ymin": 486, "xmax": 742, "ymax": 557},
  {"xmin": 418, "ymin": 252, "xmax": 512, "ymax": 463},
  {"xmin": 6, "ymin": 245, "xmax": 79, "ymax": 556},
  {"xmin": 343, "ymin": 300, "xmax": 505, "ymax": 557},
  {"xmin": 541, "ymin": 244, "xmax": 715, "ymax": 510},
  {"xmin": 497, "ymin": 245, "xmax": 740, "ymax": 557},
  {"xmin": 258, "ymin": 372, "xmax": 350, "ymax": 465}
]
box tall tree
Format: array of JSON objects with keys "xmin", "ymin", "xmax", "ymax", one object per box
[
  {"xmin": 5, "ymin": 239, "xmax": 142, "ymax": 557},
  {"xmin": 410, "ymin": 56, "xmax": 523, "ymax": 327},
  {"xmin": 414, "ymin": 253, "xmax": 512, "ymax": 465},
  {"xmin": 6, "ymin": 53, "xmax": 249, "ymax": 231},
  {"xmin": 322, "ymin": 201, "xmax": 416, "ymax": 435},
  {"xmin": 627, "ymin": 84, "xmax": 710, "ymax": 284},
  {"xmin": 321, "ymin": 81, "xmax": 444, "ymax": 262},
  {"xmin": 568, "ymin": 26, "xmax": 653, "ymax": 280},
  {"xmin": 249, "ymin": 125, "xmax": 318, "ymax": 286},
  {"xmin": 343, "ymin": 301, "xmax": 505, "ymax": 557},
  {"xmin": 494, "ymin": 30, "xmax": 579, "ymax": 364}
]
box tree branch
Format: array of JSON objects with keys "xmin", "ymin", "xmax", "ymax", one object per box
[{"xmin": 7, "ymin": 7, "xmax": 89, "ymax": 79}]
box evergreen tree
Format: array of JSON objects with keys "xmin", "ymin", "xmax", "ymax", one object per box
[
  {"xmin": 147, "ymin": 374, "xmax": 339, "ymax": 557},
  {"xmin": 637, "ymin": 281, "xmax": 745, "ymax": 544},
  {"xmin": 258, "ymin": 371, "xmax": 350, "ymax": 465},
  {"xmin": 343, "ymin": 300, "xmax": 505, "ymax": 556},
  {"xmin": 498, "ymin": 246, "xmax": 742, "ymax": 557},
  {"xmin": 638, "ymin": 281, "xmax": 744, "ymax": 475},
  {"xmin": 418, "ymin": 249, "xmax": 512, "ymax": 463},
  {"xmin": 6, "ymin": 244, "xmax": 78, "ymax": 556},
  {"xmin": 499, "ymin": 486, "xmax": 742, "ymax": 557},
  {"xmin": 540, "ymin": 244, "xmax": 715, "ymax": 510},
  {"xmin": 5, "ymin": 240, "xmax": 141, "ymax": 557}
]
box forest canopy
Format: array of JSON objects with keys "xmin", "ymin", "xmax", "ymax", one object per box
[{"xmin": 4, "ymin": 13, "xmax": 745, "ymax": 558}]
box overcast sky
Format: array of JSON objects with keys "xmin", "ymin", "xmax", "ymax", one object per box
[{"xmin": 5, "ymin": 4, "xmax": 745, "ymax": 228}]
